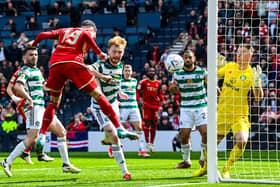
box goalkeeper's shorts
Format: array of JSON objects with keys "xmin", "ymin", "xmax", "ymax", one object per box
[{"xmin": 217, "ymin": 115, "xmax": 250, "ymax": 136}]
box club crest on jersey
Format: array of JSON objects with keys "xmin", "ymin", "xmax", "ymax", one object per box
[
  {"xmin": 240, "ymin": 75, "xmax": 246, "ymax": 80},
  {"xmin": 20, "ymin": 74, "xmax": 25, "ymax": 78},
  {"xmin": 187, "ymin": 79, "xmax": 193, "ymax": 84}
]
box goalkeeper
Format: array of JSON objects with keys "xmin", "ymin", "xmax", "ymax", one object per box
[{"xmin": 216, "ymin": 44, "xmax": 263, "ymax": 179}]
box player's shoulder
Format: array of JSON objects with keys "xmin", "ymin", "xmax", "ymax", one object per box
[
  {"xmin": 139, "ymin": 78, "xmax": 148, "ymax": 84},
  {"xmin": 225, "ymin": 61, "xmax": 237, "ymax": 68}
]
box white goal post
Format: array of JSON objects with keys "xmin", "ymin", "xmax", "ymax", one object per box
[{"xmin": 208, "ymin": 0, "xmax": 280, "ymax": 184}]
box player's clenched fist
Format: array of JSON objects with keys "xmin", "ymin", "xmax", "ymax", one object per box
[
  {"xmin": 99, "ymin": 52, "xmax": 108, "ymax": 61},
  {"xmin": 217, "ymin": 54, "xmax": 226, "ymax": 69}
]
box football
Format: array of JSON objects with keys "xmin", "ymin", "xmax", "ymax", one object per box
[{"xmin": 164, "ymin": 54, "xmax": 184, "ymax": 73}]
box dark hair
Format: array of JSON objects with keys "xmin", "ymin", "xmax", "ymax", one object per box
[
  {"xmin": 81, "ymin": 20, "xmax": 97, "ymax": 31},
  {"xmin": 22, "ymin": 46, "xmax": 37, "ymax": 56},
  {"xmin": 183, "ymin": 49, "xmax": 194, "ymax": 56}
]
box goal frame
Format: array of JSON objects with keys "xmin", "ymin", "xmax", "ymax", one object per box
[{"xmin": 207, "ymin": 0, "xmax": 280, "ymax": 184}]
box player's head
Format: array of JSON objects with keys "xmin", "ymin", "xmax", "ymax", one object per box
[
  {"xmin": 183, "ymin": 50, "xmax": 195, "ymax": 68},
  {"xmin": 22, "ymin": 46, "xmax": 38, "ymax": 67},
  {"xmin": 123, "ymin": 64, "xmax": 133, "ymax": 80},
  {"xmin": 81, "ymin": 20, "xmax": 97, "ymax": 31},
  {"xmin": 108, "ymin": 36, "xmax": 127, "ymax": 67},
  {"xmin": 147, "ymin": 67, "xmax": 155, "ymax": 80},
  {"xmin": 236, "ymin": 44, "xmax": 253, "ymax": 64}
]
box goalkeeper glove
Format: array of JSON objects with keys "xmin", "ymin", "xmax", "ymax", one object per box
[
  {"xmin": 217, "ymin": 54, "xmax": 226, "ymax": 69},
  {"xmin": 253, "ymin": 65, "xmax": 262, "ymax": 88}
]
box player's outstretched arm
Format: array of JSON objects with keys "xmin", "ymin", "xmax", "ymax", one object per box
[
  {"xmin": 252, "ymin": 65, "xmax": 264, "ymax": 102},
  {"xmin": 87, "ymin": 65, "xmax": 112, "ymax": 82},
  {"xmin": 32, "ymin": 30, "xmax": 59, "ymax": 46},
  {"xmin": 7, "ymin": 81, "xmax": 22, "ymax": 104},
  {"xmin": 85, "ymin": 33, "xmax": 107, "ymax": 60}
]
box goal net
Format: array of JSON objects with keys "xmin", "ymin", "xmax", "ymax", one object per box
[{"xmin": 208, "ymin": 0, "xmax": 280, "ymax": 184}]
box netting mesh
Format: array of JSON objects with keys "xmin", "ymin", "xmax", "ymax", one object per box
[{"xmin": 217, "ymin": 0, "xmax": 280, "ymax": 181}]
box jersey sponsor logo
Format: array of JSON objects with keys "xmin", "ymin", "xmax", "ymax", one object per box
[{"xmin": 20, "ymin": 74, "xmax": 25, "ymax": 78}]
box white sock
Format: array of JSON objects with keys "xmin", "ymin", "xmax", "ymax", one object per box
[
  {"xmin": 137, "ymin": 131, "xmax": 146, "ymax": 152},
  {"xmin": 7, "ymin": 141, "xmax": 27, "ymax": 164},
  {"xmin": 39, "ymin": 133, "xmax": 46, "ymax": 142},
  {"xmin": 181, "ymin": 144, "xmax": 191, "ymax": 163},
  {"xmin": 57, "ymin": 137, "xmax": 70, "ymax": 165},
  {"xmin": 112, "ymin": 144, "xmax": 128, "ymax": 175},
  {"xmin": 200, "ymin": 143, "xmax": 207, "ymax": 161}
]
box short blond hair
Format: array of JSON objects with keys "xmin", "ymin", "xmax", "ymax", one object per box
[{"xmin": 108, "ymin": 36, "xmax": 127, "ymax": 49}]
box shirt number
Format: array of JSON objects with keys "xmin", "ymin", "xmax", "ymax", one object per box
[{"xmin": 61, "ymin": 30, "xmax": 82, "ymax": 45}]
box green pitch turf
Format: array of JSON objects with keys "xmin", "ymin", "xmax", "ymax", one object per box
[{"xmin": 0, "ymin": 152, "xmax": 279, "ymax": 187}]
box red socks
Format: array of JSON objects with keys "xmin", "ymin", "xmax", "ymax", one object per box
[
  {"xmin": 150, "ymin": 127, "xmax": 157, "ymax": 144},
  {"xmin": 142, "ymin": 122, "xmax": 150, "ymax": 143},
  {"xmin": 41, "ymin": 103, "xmax": 56, "ymax": 134},
  {"xmin": 96, "ymin": 94, "xmax": 120, "ymax": 128},
  {"xmin": 24, "ymin": 146, "xmax": 32, "ymax": 153}
]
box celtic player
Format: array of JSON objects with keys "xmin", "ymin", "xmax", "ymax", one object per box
[
  {"xmin": 217, "ymin": 44, "xmax": 263, "ymax": 179},
  {"xmin": 120, "ymin": 64, "xmax": 150, "ymax": 157},
  {"xmin": 170, "ymin": 50, "xmax": 208, "ymax": 177}
]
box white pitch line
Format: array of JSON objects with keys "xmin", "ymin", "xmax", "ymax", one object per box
[{"xmin": 147, "ymin": 182, "xmax": 209, "ymax": 187}]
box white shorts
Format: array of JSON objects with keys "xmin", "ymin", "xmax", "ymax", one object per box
[
  {"xmin": 179, "ymin": 107, "xmax": 208, "ymax": 129},
  {"xmin": 91, "ymin": 101, "xmax": 119, "ymax": 129},
  {"xmin": 120, "ymin": 108, "xmax": 141, "ymax": 123},
  {"xmin": 25, "ymin": 105, "xmax": 45, "ymax": 130}
]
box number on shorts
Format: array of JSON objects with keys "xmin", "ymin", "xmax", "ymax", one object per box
[
  {"xmin": 201, "ymin": 112, "xmax": 207, "ymax": 119},
  {"xmin": 61, "ymin": 30, "xmax": 82, "ymax": 45}
]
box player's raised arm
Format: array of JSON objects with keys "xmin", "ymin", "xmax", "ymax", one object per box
[
  {"xmin": 32, "ymin": 30, "xmax": 60, "ymax": 46},
  {"xmin": 85, "ymin": 32, "xmax": 107, "ymax": 60},
  {"xmin": 252, "ymin": 65, "xmax": 264, "ymax": 102}
]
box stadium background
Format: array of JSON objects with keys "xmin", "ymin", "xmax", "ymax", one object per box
[{"xmin": 0, "ymin": 0, "xmax": 279, "ymax": 152}]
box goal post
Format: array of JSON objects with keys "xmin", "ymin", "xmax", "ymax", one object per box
[
  {"xmin": 207, "ymin": 0, "xmax": 280, "ymax": 184},
  {"xmin": 207, "ymin": 0, "xmax": 218, "ymax": 184}
]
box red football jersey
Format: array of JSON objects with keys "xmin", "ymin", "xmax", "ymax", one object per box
[
  {"xmin": 33, "ymin": 28, "xmax": 102, "ymax": 67},
  {"xmin": 9, "ymin": 69, "xmax": 23, "ymax": 97},
  {"xmin": 137, "ymin": 79, "xmax": 164, "ymax": 109}
]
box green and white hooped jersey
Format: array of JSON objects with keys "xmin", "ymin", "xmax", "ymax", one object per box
[
  {"xmin": 91, "ymin": 60, "xmax": 123, "ymax": 108},
  {"xmin": 173, "ymin": 66, "xmax": 207, "ymax": 109},
  {"xmin": 16, "ymin": 65, "xmax": 45, "ymax": 110},
  {"xmin": 120, "ymin": 78, "xmax": 138, "ymax": 109}
]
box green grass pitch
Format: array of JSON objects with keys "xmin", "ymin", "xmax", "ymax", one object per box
[{"xmin": 0, "ymin": 152, "xmax": 279, "ymax": 187}]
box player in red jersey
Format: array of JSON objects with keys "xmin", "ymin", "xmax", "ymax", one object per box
[
  {"xmin": 7, "ymin": 68, "xmax": 57, "ymax": 164},
  {"xmin": 32, "ymin": 20, "xmax": 135, "ymax": 153},
  {"xmin": 137, "ymin": 67, "xmax": 165, "ymax": 152}
]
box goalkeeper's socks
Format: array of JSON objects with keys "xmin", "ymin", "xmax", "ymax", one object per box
[
  {"xmin": 136, "ymin": 131, "xmax": 146, "ymax": 152},
  {"xmin": 112, "ymin": 144, "xmax": 128, "ymax": 175},
  {"xmin": 96, "ymin": 94, "xmax": 120, "ymax": 128},
  {"xmin": 7, "ymin": 141, "xmax": 27, "ymax": 164},
  {"xmin": 41, "ymin": 103, "xmax": 56, "ymax": 134},
  {"xmin": 181, "ymin": 144, "xmax": 191, "ymax": 163},
  {"xmin": 57, "ymin": 137, "xmax": 70, "ymax": 165},
  {"xmin": 225, "ymin": 145, "xmax": 243, "ymax": 171}
]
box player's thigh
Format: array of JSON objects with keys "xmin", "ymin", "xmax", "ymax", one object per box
[
  {"xmin": 151, "ymin": 108, "xmax": 160, "ymax": 121},
  {"xmin": 217, "ymin": 114, "xmax": 233, "ymax": 136},
  {"xmin": 194, "ymin": 107, "xmax": 208, "ymax": 126},
  {"xmin": 142, "ymin": 105, "xmax": 152, "ymax": 121},
  {"xmin": 65, "ymin": 62, "xmax": 98, "ymax": 92},
  {"xmin": 25, "ymin": 105, "xmax": 45, "ymax": 130},
  {"xmin": 179, "ymin": 109, "xmax": 195, "ymax": 129},
  {"xmin": 129, "ymin": 108, "xmax": 142, "ymax": 123},
  {"xmin": 231, "ymin": 116, "xmax": 250, "ymax": 137},
  {"xmin": 45, "ymin": 64, "xmax": 67, "ymax": 92},
  {"xmin": 120, "ymin": 108, "xmax": 130, "ymax": 123}
]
